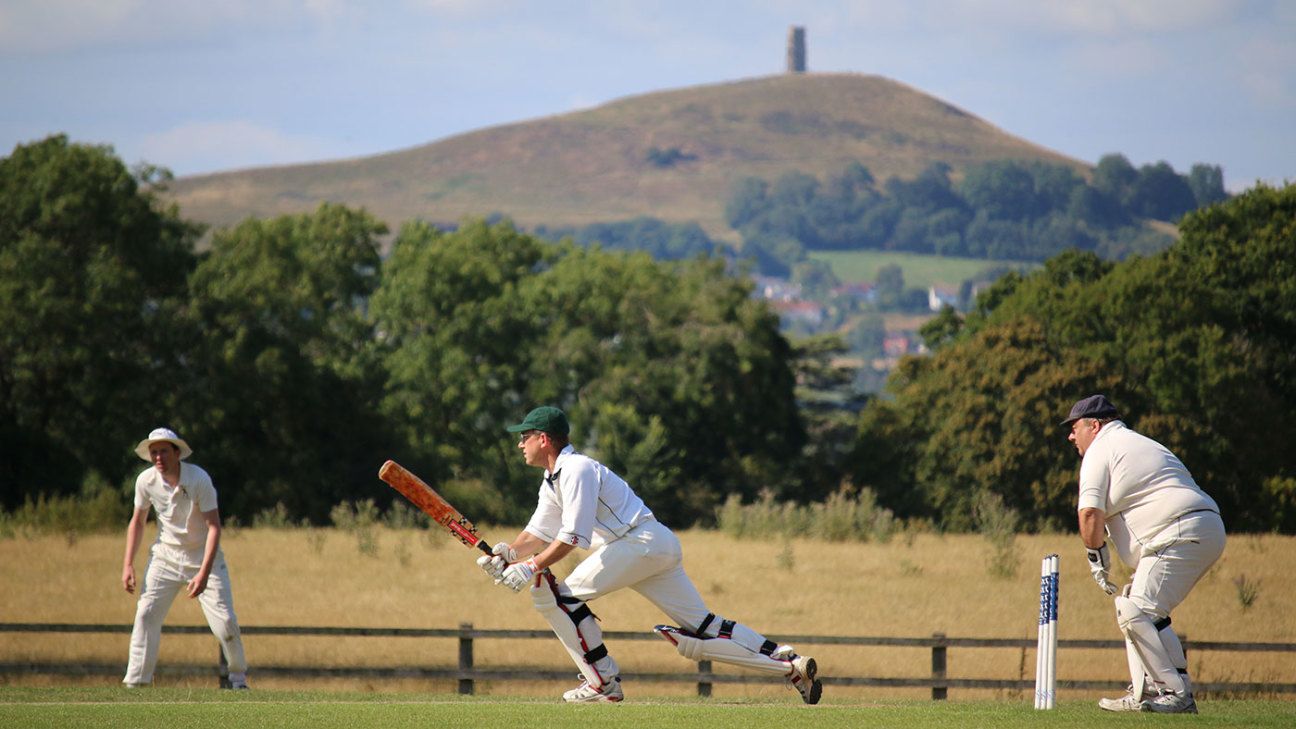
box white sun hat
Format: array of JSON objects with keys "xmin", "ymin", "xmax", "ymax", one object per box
[{"xmin": 134, "ymin": 427, "xmax": 193, "ymax": 461}]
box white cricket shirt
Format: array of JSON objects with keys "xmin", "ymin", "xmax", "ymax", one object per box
[
  {"xmin": 134, "ymin": 462, "xmax": 220, "ymax": 556},
  {"xmin": 524, "ymin": 445, "xmax": 654, "ymax": 550},
  {"xmin": 1076, "ymin": 420, "xmax": 1219, "ymax": 565}
]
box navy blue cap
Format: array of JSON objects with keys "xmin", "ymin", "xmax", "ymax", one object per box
[{"xmin": 1061, "ymin": 394, "xmax": 1120, "ymax": 427}]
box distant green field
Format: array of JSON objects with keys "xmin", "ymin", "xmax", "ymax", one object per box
[
  {"xmin": 2, "ymin": 689, "xmax": 1293, "ymax": 729},
  {"xmin": 810, "ymin": 250, "xmax": 1035, "ymax": 290}
]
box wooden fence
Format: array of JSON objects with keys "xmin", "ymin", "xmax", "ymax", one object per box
[{"xmin": 3, "ymin": 622, "xmax": 1295, "ymax": 699}]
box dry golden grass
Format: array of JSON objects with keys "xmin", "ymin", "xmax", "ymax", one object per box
[{"xmin": 2, "ymin": 528, "xmax": 1292, "ymax": 700}]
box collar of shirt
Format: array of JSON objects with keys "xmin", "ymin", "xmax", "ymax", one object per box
[
  {"xmin": 1094, "ymin": 419, "xmax": 1127, "ymax": 444},
  {"xmin": 544, "ymin": 445, "xmax": 578, "ymax": 488}
]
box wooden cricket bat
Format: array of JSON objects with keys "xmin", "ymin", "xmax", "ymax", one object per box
[{"xmin": 378, "ymin": 460, "xmax": 492, "ymax": 555}]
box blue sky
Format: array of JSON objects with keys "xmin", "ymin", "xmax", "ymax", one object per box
[{"xmin": 2, "ymin": 1, "xmax": 1292, "ymax": 191}]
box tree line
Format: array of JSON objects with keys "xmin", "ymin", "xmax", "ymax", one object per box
[
  {"xmin": 726, "ymin": 156, "xmax": 1228, "ymax": 276},
  {"xmin": 0, "ymin": 136, "xmax": 805, "ymax": 528},
  {"xmin": 2, "ymin": 135, "xmax": 1292, "ymax": 533}
]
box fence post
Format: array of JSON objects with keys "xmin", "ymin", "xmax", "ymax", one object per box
[
  {"xmin": 931, "ymin": 632, "xmax": 947, "ymax": 700},
  {"xmin": 218, "ymin": 644, "xmax": 230, "ymax": 689},
  {"xmin": 458, "ymin": 622, "xmax": 474, "ymax": 695},
  {"xmin": 697, "ymin": 660, "xmax": 713, "ymax": 697}
]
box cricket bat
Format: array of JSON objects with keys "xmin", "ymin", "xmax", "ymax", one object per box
[{"xmin": 378, "ymin": 460, "xmax": 492, "ymax": 555}]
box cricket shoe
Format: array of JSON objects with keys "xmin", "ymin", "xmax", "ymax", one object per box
[
  {"xmin": 773, "ymin": 646, "xmax": 822, "ymax": 705},
  {"xmin": 562, "ymin": 675, "xmax": 624, "ymax": 703},
  {"xmin": 1098, "ymin": 685, "xmax": 1152, "ymax": 712},
  {"xmin": 1141, "ymin": 690, "xmax": 1198, "ymax": 714}
]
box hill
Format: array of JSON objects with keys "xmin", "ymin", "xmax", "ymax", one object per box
[{"xmin": 166, "ymin": 73, "xmax": 1088, "ymax": 234}]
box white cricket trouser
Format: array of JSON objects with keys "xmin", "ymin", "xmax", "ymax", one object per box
[
  {"xmin": 1118, "ymin": 510, "xmax": 1225, "ymax": 695},
  {"xmin": 564, "ymin": 519, "xmax": 714, "ymax": 629},
  {"xmin": 533, "ymin": 520, "xmax": 791, "ymax": 683},
  {"xmin": 123, "ymin": 544, "xmax": 247, "ymax": 685},
  {"xmin": 1125, "ymin": 510, "xmax": 1226, "ymax": 618}
]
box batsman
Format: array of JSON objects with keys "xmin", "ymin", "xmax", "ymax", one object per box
[
  {"xmin": 1062, "ymin": 395, "xmax": 1225, "ymax": 714},
  {"xmin": 478, "ymin": 406, "xmax": 822, "ymax": 704}
]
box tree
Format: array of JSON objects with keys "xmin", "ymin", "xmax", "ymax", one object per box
[
  {"xmin": 177, "ymin": 203, "xmax": 389, "ymax": 521},
  {"xmin": 1093, "ymin": 153, "xmax": 1139, "ymax": 208},
  {"xmin": 1186, "ymin": 164, "xmax": 1228, "ymax": 208},
  {"xmin": 874, "ymin": 264, "xmax": 905, "ymax": 309},
  {"xmin": 725, "ymin": 177, "xmax": 768, "ymax": 230},
  {"xmin": 885, "ymin": 162, "xmax": 963, "ymax": 213},
  {"xmin": 372, "ymin": 220, "xmax": 808, "ymax": 527},
  {"xmin": 1131, "ymin": 161, "xmax": 1197, "ymax": 221},
  {"xmin": 0, "ymin": 135, "xmax": 198, "ymax": 504},
  {"xmin": 960, "ymin": 161, "xmax": 1039, "ymax": 221},
  {"xmin": 850, "ymin": 185, "xmax": 1296, "ymax": 532}
]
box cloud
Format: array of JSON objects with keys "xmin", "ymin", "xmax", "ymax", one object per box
[
  {"xmin": 832, "ymin": 0, "xmax": 1247, "ymax": 38},
  {"xmin": 1235, "ymin": 36, "xmax": 1296, "ymax": 108},
  {"xmin": 0, "ymin": 0, "xmax": 142, "ymax": 53},
  {"xmin": 136, "ymin": 120, "xmax": 347, "ymax": 175},
  {"xmin": 0, "ymin": 0, "xmax": 367, "ymax": 54}
]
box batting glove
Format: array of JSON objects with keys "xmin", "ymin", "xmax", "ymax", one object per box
[
  {"xmin": 1086, "ymin": 543, "xmax": 1117, "ymax": 595},
  {"xmin": 500, "ymin": 558, "xmax": 539, "ymax": 592},
  {"xmin": 476, "ymin": 542, "xmax": 514, "ymax": 580}
]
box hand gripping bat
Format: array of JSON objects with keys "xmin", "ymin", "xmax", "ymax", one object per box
[{"xmin": 378, "ymin": 460, "xmax": 492, "ymax": 555}]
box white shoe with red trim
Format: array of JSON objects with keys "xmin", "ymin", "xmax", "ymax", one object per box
[{"xmin": 562, "ymin": 675, "xmax": 624, "ymax": 703}]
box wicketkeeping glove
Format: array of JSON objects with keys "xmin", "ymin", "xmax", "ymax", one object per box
[
  {"xmin": 500, "ymin": 558, "xmax": 539, "ymax": 592},
  {"xmin": 476, "ymin": 542, "xmax": 515, "ymax": 580},
  {"xmin": 1086, "ymin": 543, "xmax": 1117, "ymax": 595}
]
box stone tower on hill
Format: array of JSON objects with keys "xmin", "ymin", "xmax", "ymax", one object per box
[{"xmin": 787, "ymin": 26, "xmax": 806, "ymax": 73}]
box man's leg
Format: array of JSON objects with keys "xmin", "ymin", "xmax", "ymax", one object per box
[
  {"xmin": 1124, "ymin": 512, "xmax": 1224, "ymax": 713},
  {"xmin": 610, "ymin": 523, "xmax": 820, "ymax": 702},
  {"xmin": 123, "ymin": 555, "xmax": 183, "ymax": 686},
  {"xmin": 196, "ymin": 556, "xmax": 248, "ymax": 688},
  {"xmin": 530, "ymin": 569, "xmax": 621, "ymax": 701},
  {"xmin": 1114, "ymin": 595, "xmax": 1187, "ymax": 695}
]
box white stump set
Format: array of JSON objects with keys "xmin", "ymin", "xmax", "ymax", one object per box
[{"xmin": 1034, "ymin": 554, "xmax": 1059, "ymax": 709}]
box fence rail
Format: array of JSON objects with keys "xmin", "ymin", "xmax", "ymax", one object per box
[{"xmin": 3, "ymin": 622, "xmax": 1294, "ymax": 699}]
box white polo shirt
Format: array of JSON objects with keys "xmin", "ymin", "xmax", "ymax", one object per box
[
  {"xmin": 134, "ymin": 462, "xmax": 220, "ymax": 557},
  {"xmin": 1076, "ymin": 421, "xmax": 1219, "ymax": 565},
  {"xmin": 524, "ymin": 445, "xmax": 654, "ymax": 550}
]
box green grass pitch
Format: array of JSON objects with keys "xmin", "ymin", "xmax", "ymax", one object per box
[{"xmin": 2, "ymin": 688, "xmax": 1294, "ymax": 729}]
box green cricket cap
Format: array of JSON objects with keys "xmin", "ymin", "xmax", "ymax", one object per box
[{"xmin": 506, "ymin": 406, "xmax": 570, "ymax": 436}]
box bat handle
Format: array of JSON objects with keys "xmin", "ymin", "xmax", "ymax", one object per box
[{"xmin": 475, "ymin": 540, "xmax": 492, "ymax": 556}]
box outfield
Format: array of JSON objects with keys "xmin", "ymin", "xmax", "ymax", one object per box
[
  {"xmin": 1, "ymin": 688, "xmax": 1294, "ymax": 729},
  {"xmin": 2, "ymin": 530, "xmax": 1293, "ymax": 703}
]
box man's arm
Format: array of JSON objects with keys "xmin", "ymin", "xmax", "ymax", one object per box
[
  {"xmin": 529, "ymin": 540, "xmax": 577, "ymax": 571},
  {"xmin": 1078, "ymin": 507, "xmax": 1117, "ymax": 595},
  {"xmin": 186, "ymin": 507, "xmax": 222, "ymax": 599},
  {"xmin": 1078, "ymin": 507, "xmax": 1107, "ymax": 549},
  {"xmin": 122, "ymin": 506, "xmax": 149, "ymax": 594},
  {"xmin": 508, "ymin": 531, "xmax": 551, "ymax": 560}
]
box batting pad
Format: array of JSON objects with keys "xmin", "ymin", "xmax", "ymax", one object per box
[
  {"xmin": 533, "ymin": 572, "xmax": 618, "ymax": 689},
  {"xmin": 1115, "ymin": 596, "xmax": 1187, "ymax": 694},
  {"xmin": 655, "ymin": 625, "xmax": 791, "ymax": 675}
]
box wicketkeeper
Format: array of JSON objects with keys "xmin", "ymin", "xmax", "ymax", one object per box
[
  {"xmin": 479, "ymin": 406, "xmax": 822, "ymax": 704},
  {"xmin": 1063, "ymin": 395, "xmax": 1225, "ymax": 714}
]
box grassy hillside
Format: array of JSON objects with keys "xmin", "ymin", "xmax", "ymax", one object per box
[{"xmin": 166, "ymin": 73, "xmax": 1088, "ymax": 235}]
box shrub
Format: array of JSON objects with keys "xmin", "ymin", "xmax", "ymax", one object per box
[
  {"xmin": 716, "ymin": 486, "xmax": 897, "ymax": 542},
  {"xmin": 0, "ymin": 473, "xmax": 131, "ymax": 537},
  {"xmin": 974, "ymin": 490, "xmax": 1019, "ymax": 579}
]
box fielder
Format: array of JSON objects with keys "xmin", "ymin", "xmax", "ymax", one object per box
[
  {"xmin": 121, "ymin": 427, "xmax": 249, "ymax": 689},
  {"xmin": 478, "ymin": 406, "xmax": 821, "ymax": 704},
  {"xmin": 1062, "ymin": 395, "xmax": 1225, "ymax": 714}
]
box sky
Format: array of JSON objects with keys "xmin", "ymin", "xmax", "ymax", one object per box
[{"xmin": 2, "ymin": 1, "xmax": 1293, "ymax": 192}]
